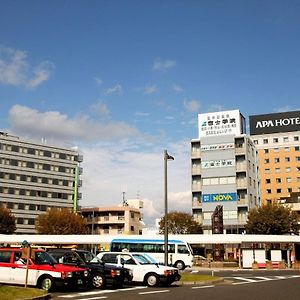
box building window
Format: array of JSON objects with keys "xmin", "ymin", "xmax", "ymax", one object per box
[
  {"xmin": 265, "ymin": 179, "xmax": 271, "ymax": 184},
  {"xmin": 285, "ymin": 167, "xmax": 291, "ymax": 172},
  {"xmin": 275, "ymin": 168, "xmax": 281, "ymax": 173},
  {"xmin": 296, "ymin": 157, "xmax": 300, "ymax": 161},
  {"xmin": 296, "ymin": 167, "xmax": 300, "ymax": 172},
  {"xmin": 273, "ymin": 138, "xmax": 279, "ymax": 143},
  {"xmin": 283, "ymin": 137, "xmax": 289, "ymax": 142},
  {"xmin": 266, "ymin": 189, "xmax": 271, "ymax": 194},
  {"xmin": 286, "ymin": 177, "xmax": 292, "ymax": 183},
  {"xmin": 274, "ymin": 148, "xmax": 279, "ymax": 153},
  {"xmin": 294, "ymin": 136, "xmax": 299, "ymax": 141},
  {"xmin": 285, "ymin": 147, "xmax": 290, "ymax": 152},
  {"xmin": 253, "ymin": 140, "xmax": 258, "ymax": 144},
  {"xmin": 274, "ymin": 158, "xmax": 280, "ymax": 163},
  {"xmin": 276, "ymin": 178, "xmax": 281, "ymax": 183},
  {"xmin": 287, "ymin": 188, "xmax": 292, "ymax": 193},
  {"xmin": 295, "ymin": 146, "xmax": 300, "ymax": 151},
  {"xmin": 285, "ymin": 157, "xmax": 290, "ymax": 162},
  {"xmin": 264, "ymin": 149, "xmax": 269, "ymax": 154},
  {"xmin": 264, "ymin": 159, "xmax": 269, "ymax": 163},
  {"xmin": 265, "ymin": 169, "xmax": 270, "ymax": 174},
  {"xmin": 263, "ymin": 139, "xmax": 268, "ymax": 144},
  {"xmin": 130, "ymin": 226, "xmax": 134, "ymax": 231},
  {"xmin": 276, "ymin": 188, "xmax": 281, "ymax": 193}
]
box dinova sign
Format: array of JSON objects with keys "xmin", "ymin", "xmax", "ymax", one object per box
[{"xmin": 202, "ymin": 193, "xmax": 237, "ymax": 203}]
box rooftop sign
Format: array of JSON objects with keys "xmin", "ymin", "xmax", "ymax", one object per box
[
  {"xmin": 198, "ymin": 110, "xmax": 244, "ymax": 138},
  {"xmin": 249, "ymin": 110, "xmax": 300, "ymax": 135}
]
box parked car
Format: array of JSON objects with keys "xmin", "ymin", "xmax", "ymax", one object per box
[
  {"xmin": 97, "ymin": 252, "xmax": 181, "ymax": 287},
  {"xmin": 48, "ymin": 249, "xmax": 132, "ymax": 289},
  {"xmin": 0, "ymin": 247, "xmax": 88, "ymax": 291}
]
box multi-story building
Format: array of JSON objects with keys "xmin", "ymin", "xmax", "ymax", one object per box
[
  {"xmin": 191, "ymin": 110, "xmax": 260, "ymax": 234},
  {"xmin": 249, "ymin": 110, "xmax": 300, "ymax": 205},
  {"xmin": 81, "ymin": 204, "xmax": 144, "ymax": 236},
  {"xmin": 0, "ymin": 132, "xmax": 83, "ymax": 234}
]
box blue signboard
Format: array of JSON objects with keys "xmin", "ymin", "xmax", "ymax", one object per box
[{"xmin": 202, "ymin": 193, "xmax": 237, "ymax": 203}]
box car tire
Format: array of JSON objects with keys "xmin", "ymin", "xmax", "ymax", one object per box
[
  {"xmin": 145, "ymin": 273, "xmax": 159, "ymax": 287},
  {"xmin": 174, "ymin": 260, "xmax": 185, "ymax": 270},
  {"xmin": 92, "ymin": 273, "xmax": 106, "ymax": 289},
  {"xmin": 38, "ymin": 275, "xmax": 54, "ymax": 291}
]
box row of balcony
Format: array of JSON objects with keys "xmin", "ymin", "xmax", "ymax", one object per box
[
  {"xmin": 86, "ymin": 216, "xmax": 126, "ymax": 223},
  {"xmin": 191, "ymin": 145, "xmax": 246, "ymax": 158}
]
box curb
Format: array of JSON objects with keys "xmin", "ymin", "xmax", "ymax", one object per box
[{"xmin": 22, "ymin": 293, "xmax": 51, "ymax": 300}]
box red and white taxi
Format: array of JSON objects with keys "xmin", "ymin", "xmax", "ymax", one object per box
[{"xmin": 0, "ymin": 247, "xmax": 89, "ymax": 291}]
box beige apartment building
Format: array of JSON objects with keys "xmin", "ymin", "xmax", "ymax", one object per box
[
  {"xmin": 81, "ymin": 204, "xmax": 144, "ymax": 235},
  {"xmin": 249, "ymin": 111, "xmax": 300, "ymax": 205},
  {"xmin": 0, "ymin": 132, "xmax": 83, "ymax": 233}
]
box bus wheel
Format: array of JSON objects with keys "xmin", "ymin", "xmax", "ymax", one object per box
[{"xmin": 174, "ymin": 260, "xmax": 185, "ymax": 270}]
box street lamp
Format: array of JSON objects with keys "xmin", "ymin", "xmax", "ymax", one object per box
[{"xmin": 164, "ymin": 150, "xmax": 174, "ymax": 266}]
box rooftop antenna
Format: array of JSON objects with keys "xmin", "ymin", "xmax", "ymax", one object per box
[{"xmin": 122, "ymin": 191, "xmax": 128, "ymax": 206}]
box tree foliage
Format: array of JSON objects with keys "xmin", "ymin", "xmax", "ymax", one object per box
[
  {"xmin": 159, "ymin": 211, "xmax": 202, "ymax": 234},
  {"xmin": 0, "ymin": 205, "xmax": 16, "ymax": 234},
  {"xmin": 36, "ymin": 208, "xmax": 88, "ymax": 234},
  {"xmin": 245, "ymin": 203, "xmax": 299, "ymax": 235}
]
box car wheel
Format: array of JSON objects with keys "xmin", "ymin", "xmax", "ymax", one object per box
[
  {"xmin": 145, "ymin": 273, "xmax": 159, "ymax": 287},
  {"xmin": 92, "ymin": 273, "xmax": 106, "ymax": 289},
  {"xmin": 39, "ymin": 275, "xmax": 54, "ymax": 291},
  {"xmin": 174, "ymin": 260, "xmax": 185, "ymax": 270}
]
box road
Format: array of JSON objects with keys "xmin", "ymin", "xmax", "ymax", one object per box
[{"xmin": 52, "ymin": 269, "xmax": 300, "ymax": 300}]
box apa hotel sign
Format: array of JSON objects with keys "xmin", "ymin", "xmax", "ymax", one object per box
[{"xmin": 249, "ymin": 110, "xmax": 300, "ymax": 135}]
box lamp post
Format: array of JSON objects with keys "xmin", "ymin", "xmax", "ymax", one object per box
[{"xmin": 164, "ymin": 150, "xmax": 174, "ymax": 266}]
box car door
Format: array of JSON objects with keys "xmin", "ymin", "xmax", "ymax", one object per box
[
  {"xmin": 0, "ymin": 250, "xmax": 13, "ymax": 284},
  {"xmin": 10, "ymin": 251, "xmax": 38, "ymax": 286},
  {"xmin": 119, "ymin": 254, "xmax": 143, "ymax": 282}
]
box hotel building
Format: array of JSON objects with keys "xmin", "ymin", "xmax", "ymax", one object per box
[
  {"xmin": 249, "ymin": 110, "xmax": 300, "ymax": 206},
  {"xmin": 0, "ymin": 132, "xmax": 83, "ymax": 234},
  {"xmin": 191, "ymin": 110, "xmax": 260, "ymax": 234}
]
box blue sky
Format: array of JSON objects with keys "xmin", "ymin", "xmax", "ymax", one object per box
[{"xmin": 1, "ymin": 0, "xmax": 300, "ymax": 225}]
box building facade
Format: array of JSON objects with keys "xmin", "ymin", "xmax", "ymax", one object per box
[
  {"xmin": 191, "ymin": 110, "xmax": 260, "ymax": 234},
  {"xmin": 0, "ymin": 132, "xmax": 83, "ymax": 234},
  {"xmin": 249, "ymin": 110, "xmax": 300, "ymax": 205},
  {"xmin": 81, "ymin": 204, "xmax": 144, "ymax": 236}
]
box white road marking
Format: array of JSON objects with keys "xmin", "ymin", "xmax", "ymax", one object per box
[
  {"xmin": 79, "ymin": 297, "xmax": 107, "ymax": 300},
  {"xmin": 139, "ymin": 290, "xmax": 170, "ymax": 295},
  {"xmin": 233, "ymin": 277, "xmax": 257, "ymax": 282},
  {"xmin": 191, "ymin": 285, "xmax": 214, "ymax": 289},
  {"xmin": 256, "ymin": 276, "xmax": 273, "ymax": 281}
]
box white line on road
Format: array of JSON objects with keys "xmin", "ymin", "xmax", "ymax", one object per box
[
  {"xmin": 191, "ymin": 285, "xmax": 214, "ymax": 289},
  {"xmin": 233, "ymin": 277, "xmax": 257, "ymax": 282},
  {"xmin": 139, "ymin": 290, "xmax": 170, "ymax": 295},
  {"xmin": 256, "ymin": 276, "xmax": 273, "ymax": 281},
  {"xmin": 79, "ymin": 297, "xmax": 107, "ymax": 300}
]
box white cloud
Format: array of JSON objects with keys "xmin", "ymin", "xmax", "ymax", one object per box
[
  {"xmin": 105, "ymin": 84, "xmax": 123, "ymax": 95},
  {"xmin": 135, "ymin": 112, "xmax": 150, "ymax": 117},
  {"xmin": 80, "ymin": 139, "xmax": 192, "ymax": 225},
  {"xmin": 0, "ymin": 47, "xmax": 54, "ymax": 89},
  {"xmin": 90, "ymin": 100, "xmax": 110, "ymax": 116},
  {"xmin": 144, "ymin": 84, "xmax": 159, "ymax": 94},
  {"xmin": 94, "ymin": 77, "xmax": 103, "ymax": 86},
  {"xmin": 152, "ymin": 58, "xmax": 176, "ymax": 72},
  {"xmin": 8, "ymin": 105, "xmax": 139, "ymax": 144},
  {"xmin": 183, "ymin": 99, "xmax": 201, "ymax": 113},
  {"xmin": 274, "ymin": 106, "xmax": 299, "ymax": 113},
  {"xmin": 206, "ymin": 104, "xmax": 225, "ymax": 112},
  {"xmin": 172, "ymin": 84, "xmax": 183, "ymax": 92}
]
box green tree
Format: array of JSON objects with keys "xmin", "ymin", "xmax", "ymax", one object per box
[
  {"xmin": 245, "ymin": 203, "xmax": 299, "ymax": 235},
  {"xmin": 0, "ymin": 204, "xmax": 16, "ymax": 234},
  {"xmin": 159, "ymin": 211, "xmax": 202, "ymax": 234},
  {"xmin": 36, "ymin": 208, "xmax": 88, "ymax": 234}
]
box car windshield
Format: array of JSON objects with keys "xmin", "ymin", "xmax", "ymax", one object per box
[
  {"xmin": 33, "ymin": 251, "xmax": 57, "ymax": 265},
  {"xmin": 78, "ymin": 251, "xmax": 101, "ymax": 264},
  {"xmin": 132, "ymin": 254, "xmax": 152, "ymax": 265}
]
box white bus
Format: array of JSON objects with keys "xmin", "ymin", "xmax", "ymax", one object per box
[{"xmin": 110, "ymin": 238, "xmax": 194, "ymax": 270}]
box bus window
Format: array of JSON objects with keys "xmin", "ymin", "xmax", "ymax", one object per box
[{"xmin": 178, "ymin": 244, "xmax": 189, "ymax": 254}]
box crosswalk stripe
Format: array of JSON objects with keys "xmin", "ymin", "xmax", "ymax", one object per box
[
  {"xmin": 256, "ymin": 276, "xmax": 273, "ymax": 281},
  {"xmin": 233, "ymin": 276, "xmax": 257, "ymax": 282}
]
